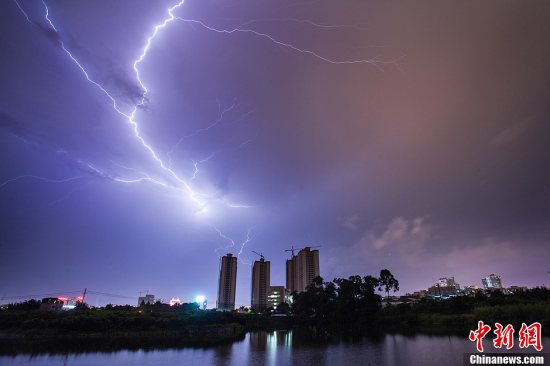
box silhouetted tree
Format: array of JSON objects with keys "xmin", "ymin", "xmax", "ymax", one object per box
[
  {"xmin": 276, "ymin": 302, "xmax": 290, "ymax": 314},
  {"xmin": 378, "ymin": 269, "xmax": 399, "ymax": 298}
]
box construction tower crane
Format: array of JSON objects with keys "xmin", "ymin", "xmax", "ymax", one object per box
[
  {"xmin": 284, "ymin": 245, "xmax": 321, "ymax": 258},
  {"xmin": 251, "ymin": 251, "xmax": 265, "ymax": 261}
]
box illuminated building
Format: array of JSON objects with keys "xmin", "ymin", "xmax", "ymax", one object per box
[
  {"xmin": 251, "ymin": 256, "xmax": 270, "ymax": 311},
  {"xmin": 427, "ymin": 277, "xmax": 461, "ymax": 299},
  {"xmin": 268, "ymin": 286, "xmax": 285, "ymax": 309},
  {"xmin": 436, "ymin": 277, "xmax": 461, "ymax": 289},
  {"xmin": 286, "ymin": 247, "xmax": 320, "ymax": 294},
  {"xmin": 482, "ymin": 273, "xmax": 503, "ymax": 289},
  {"xmin": 217, "ymin": 253, "xmax": 237, "ymax": 311}
]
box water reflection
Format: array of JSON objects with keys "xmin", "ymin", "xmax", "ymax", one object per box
[{"xmin": 0, "ymin": 332, "xmax": 547, "ymax": 366}]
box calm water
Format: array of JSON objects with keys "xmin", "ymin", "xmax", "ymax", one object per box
[{"xmin": 0, "ymin": 331, "xmax": 547, "ymax": 366}]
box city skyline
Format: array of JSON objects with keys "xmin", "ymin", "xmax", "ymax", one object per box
[{"xmin": 1, "ymin": 0, "xmax": 550, "ymax": 308}]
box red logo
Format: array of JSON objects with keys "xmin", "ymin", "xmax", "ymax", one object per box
[
  {"xmin": 518, "ymin": 322, "xmax": 543, "ymax": 352},
  {"xmin": 469, "ymin": 322, "xmax": 543, "ymax": 352},
  {"xmin": 469, "ymin": 321, "xmax": 492, "ymax": 352}
]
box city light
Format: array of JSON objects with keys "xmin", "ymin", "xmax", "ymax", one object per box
[
  {"xmin": 195, "ymin": 295, "xmax": 205, "ymax": 304},
  {"xmin": 169, "ymin": 298, "xmax": 182, "ymax": 306}
]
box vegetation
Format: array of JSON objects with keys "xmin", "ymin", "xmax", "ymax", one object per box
[
  {"xmin": 1, "ymin": 271, "xmax": 548, "ymax": 351},
  {"xmin": 291, "ymin": 269, "xmax": 396, "ymax": 334},
  {"xmin": 290, "ymin": 271, "xmax": 549, "ymax": 336}
]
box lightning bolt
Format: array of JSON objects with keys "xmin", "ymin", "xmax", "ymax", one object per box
[
  {"xmin": 35, "ymin": 0, "xmax": 211, "ymax": 209},
  {"xmin": 0, "ymin": 174, "xmax": 85, "ymax": 190},
  {"xmin": 10, "ymin": 0, "xmax": 259, "ymax": 214},
  {"xmin": 188, "ymin": 131, "xmax": 257, "ymax": 182},
  {"xmin": 9, "ymin": 1, "xmax": 395, "ymax": 270},
  {"xmin": 13, "ymin": 0, "xmax": 31, "ymax": 23},
  {"xmin": 12, "ymin": 0, "xmax": 391, "ymax": 208},
  {"xmin": 175, "ymin": 18, "xmax": 400, "ymax": 70},
  {"xmin": 167, "ymin": 99, "xmax": 239, "ymax": 168},
  {"xmin": 213, "ymin": 226, "xmax": 254, "ymax": 265},
  {"xmin": 237, "ymin": 18, "xmax": 369, "ymax": 31},
  {"xmin": 190, "ymin": 153, "xmax": 215, "ymax": 180}
]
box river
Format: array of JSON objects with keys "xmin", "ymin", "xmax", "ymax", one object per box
[{"xmin": 0, "ymin": 331, "xmax": 546, "ymax": 366}]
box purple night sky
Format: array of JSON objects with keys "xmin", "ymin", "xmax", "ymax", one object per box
[{"xmin": 1, "ymin": 0, "xmax": 550, "ymax": 307}]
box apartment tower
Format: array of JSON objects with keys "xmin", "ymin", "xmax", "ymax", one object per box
[
  {"xmin": 217, "ymin": 253, "xmax": 237, "ymax": 311},
  {"xmin": 251, "ymin": 256, "xmax": 270, "ymax": 311},
  {"xmin": 286, "ymin": 246, "xmax": 320, "ymax": 294}
]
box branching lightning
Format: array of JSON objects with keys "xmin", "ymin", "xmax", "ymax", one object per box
[
  {"xmin": 0, "ymin": 174, "xmax": 85, "ymax": 190},
  {"xmin": 167, "ymin": 99, "xmax": 239, "ymax": 169},
  {"xmin": 8, "ymin": 0, "xmax": 397, "ymax": 264},
  {"xmin": 213, "ymin": 225, "xmax": 254, "ymax": 265},
  {"xmin": 236, "ymin": 18, "xmax": 369, "ymax": 31},
  {"xmin": 175, "ymin": 18, "xmax": 400, "ymax": 70}
]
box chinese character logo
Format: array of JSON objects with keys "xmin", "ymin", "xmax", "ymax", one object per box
[
  {"xmin": 469, "ymin": 321, "xmax": 543, "ymax": 352},
  {"xmin": 518, "ymin": 322, "xmax": 543, "ymax": 352},
  {"xmin": 469, "ymin": 321, "xmax": 491, "ymax": 352}
]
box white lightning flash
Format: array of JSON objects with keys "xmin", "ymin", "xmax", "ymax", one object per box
[
  {"xmin": 213, "ymin": 225, "xmax": 254, "ymax": 265},
  {"xmin": 13, "ymin": 0, "xmax": 31, "ymax": 23},
  {"xmin": 175, "ymin": 18, "xmax": 399, "ymax": 70},
  {"xmin": 37, "ymin": 0, "xmax": 212, "ymax": 208},
  {"xmin": 11, "ymin": 0, "xmax": 258, "ymax": 213}
]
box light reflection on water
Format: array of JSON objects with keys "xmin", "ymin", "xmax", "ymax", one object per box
[{"xmin": 1, "ymin": 332, "xmax": 547, "ymax": 366}]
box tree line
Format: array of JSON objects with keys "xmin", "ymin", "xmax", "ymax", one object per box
[{"xmin": 290, "ymin": 269, "xmax": 399, "ymax": 334}]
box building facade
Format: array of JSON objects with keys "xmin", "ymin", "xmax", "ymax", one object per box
[
  {"xmin": 251, "ymin": 257, "xmax": 270, "ymax": 311},
  {"xmin": 427, "ymin": 277, "xmax": 461, "ymax": 299},
  {"xmin": 482, "ymin": 273, "xmax": 503, "ymax": 289},
  {"xmin": 217, "ymin": 253, "xmax": 237, "ymax": 311},
  {"xmin": 286, "ymin": 247, "xmax": 320, "ymax": 294},
  {"xmin": 268, "ymin": 286, "xmax": 285, "ymax": 309}
]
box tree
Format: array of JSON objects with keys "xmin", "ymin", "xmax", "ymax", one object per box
[
  {"xmin": 276, "ymin": 302, "xmax": 290, "ymax": 314},
  {"xmin": 378, "ymin": 269, "xmax": 399, "ymax": 299}
]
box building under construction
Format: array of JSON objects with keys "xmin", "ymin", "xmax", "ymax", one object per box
[
  {"xmin": 286, "ymin": 246, "xmax": 320, "ymax": 295},
  {"xmin": 217, "ymin": 253, "xmax": 237, "ymax": 311},
  {"xmin": 251, "ymin": 252, "xmax": 270, "ymax": 311}
]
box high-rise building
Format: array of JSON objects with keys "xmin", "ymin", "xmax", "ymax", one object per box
[
  {"xmin": 268, "ymin": 286, "xmax": 285, "ymax": 309},
  {"xmin": 251, "ymin": 256, "xmax": 270, "ymax": 311},
  {"xmin": 217, "ymin": 253, "xmax": 237, "ymax": 311},
  {"xmin": 286, "ymin": 246, "xmax": 320, "ymax": 294},
  {"xmin": 436, "ymin": 277, "xmax": 461, "ymax": 289},
  {"xmin": 428, "ymin": 277, "xmax": 460, "ymax": 299},
  {"xmin": 482, "ymin": 273, "xmax": 503, "ymax": 289}
]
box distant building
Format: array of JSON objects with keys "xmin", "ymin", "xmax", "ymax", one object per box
[
  {"xmin": 406, "ymin": 290, "xmax": 427, "ymax": 299},
  {"xmin": 507, "ymin": 286, "xmax": 528, "ymax": 294},
  {"xmin": 462, "ymin": 285, "xmax": 482, "ymax": 296},
  {"xmin": 40, "ymin": 298, "xmax": 64, "ymax": 311},
  {"xmin": 268, "ymin": 286, "xmax": 285, "ymax": 309},
  {"xmin": 482, "ymin": 274, "xmax": 503, "ymax": 289},
  {"xmin": 137, "ymin": 294, "xmax": 155, "ymax": 306},
  {"xmin": 427, "ymin": 277, "xmax": 461, "ymax": 299},
  {"xmin": 217, "ymin": 253, "xmax": 237, "ymax": 311},
  {"xmin": 286, "ymin": 247, "xmax": 320, "ymax": 294}
]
